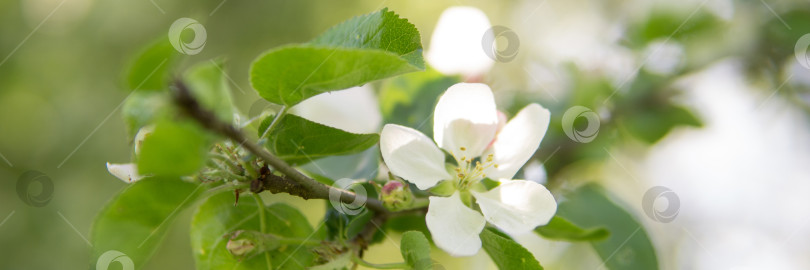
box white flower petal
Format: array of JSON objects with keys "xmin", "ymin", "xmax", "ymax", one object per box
[
  {"xmin": 106, "ymin": 163, "xmax": 143, "ymax": 183},
  {"xmin": 433, "ymin": 83, "xmax": 498, "ymax": 159},
  {"xmin": 473, "ymin": 180, "xmax": 556, "ymax": 235},
  {"xmin": 484, "ymin": 104, "xmax": 550, "ymax": 179},
  {"xmin": 426, "ymin": 193, "xmax": 486, "ymax": 256},
  {"xmin": 133, "ymin": 125, "xmax": 154, "ymax": 156},
  {"xmin": 426, "ymin": 6, "xmax": 494, "ymax": 78},
  {"xmin": 291, "ymin": 85, "xmax": 382, "ymax": 134},
  {"xmin": 380, "ymin": 124, "xmax": 451, "ymax": 190}
]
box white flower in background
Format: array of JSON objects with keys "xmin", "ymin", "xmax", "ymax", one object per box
[
  {"xmin": 523, "ymin": 159, "xmax": 548, "ymax": 185},
  {"xmin": 291, "ymin": 85, "xmax": 382, "ymax": 134},
  {"xmin": 380, "ymin": 83, "xmax": 557, "ymax": 256},
  {"xmin": 106, "ymin": 126, "xmax": 153, "ymax": 183},
  {"xmin": 426, "ymin": 6, "xmax": 495, "ymax": 79},
  {"xmin": 643, "ymin": 39, "xmax": 685, "ymax": 75},
  {"xmin": 106, "ymin": 163, "xmax": 143, "ymax": 183}
]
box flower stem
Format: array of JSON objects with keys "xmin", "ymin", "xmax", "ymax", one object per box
[
  {"xmin": 252, "ymin": 193, "xmax": 272, "ymax": 269},
  {"xmin": 259, "ymin": 105, "xmax": 288, "ymax": 140},
  {"xmin": 253, "ymin": 193, "xmax": 267, "ymax": 233},
  {"xmin": 397, "ymin": 198, "xmax": 429, "ymax": 211},
  {"xmin": 203, "ymin": 182, "xmax": 250, "ymax": 196},
  {"xmin": 351, "ymin": 256, "xmax": 409, "ymax": 269}
]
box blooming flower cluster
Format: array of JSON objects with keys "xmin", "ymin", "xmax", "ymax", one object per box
[{"xmin": 380, "ymin": 83, "xmax": 557, "ymax": 256}]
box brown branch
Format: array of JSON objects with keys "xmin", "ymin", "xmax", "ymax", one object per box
[
  {"xmin": 171, "ymin": 80, "xmax": 387, "ymax": 213},
  {"xmin": 250, "ymin": 165, "xmax": 312, "ymax": 199}
]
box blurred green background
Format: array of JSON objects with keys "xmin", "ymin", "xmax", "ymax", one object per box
[{"xmin": 2, "ymin": 0, "xmax": 810, "ymax": 269}]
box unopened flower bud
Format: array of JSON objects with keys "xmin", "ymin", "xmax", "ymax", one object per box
[
  {"xmin": 226, "ymin": 230, "xmax": 280, "ymax": 258},
  {"xmin": 380, "ymin": 180, "xmax": 414, "ymax": 211},
  {"xmin": 226, "ymin": 238, "xmax": 255, "ymax": 257}
]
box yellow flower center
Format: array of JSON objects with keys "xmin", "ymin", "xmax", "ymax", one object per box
[{"xmin": 451, "ymin": 147, "xmax": 498, "ymax": 190}]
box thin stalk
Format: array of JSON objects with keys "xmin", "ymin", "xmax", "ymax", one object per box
[
  {"xmin": 211, "ymin": 152, "xmax": 241, "ymax": 172},
  {"xmin": 252, "ymin": 193, "xmax": 272, "ymax": 269},
  {"xmin": 351, "ymin": 256, "xmax": 409, "ymax": 269},
  {"xmin": 203, "ymin": 182, "xmax": 250, "ymax": 197},
  {"xmin": 259, "ymin": 105, "xmax": 288, "ymax": 140}
]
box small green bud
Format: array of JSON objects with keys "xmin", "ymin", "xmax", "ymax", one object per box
[
  {"xmin": 226, "ymin": 238, "xmax": 255, "ymax": 257},
  {"xmin": 226, "ymin": 230, "xmax": 281, "ymax": 258},
  {"xmin": 380, "ymin": 180, "xmax": 414, "ymax": 211}
]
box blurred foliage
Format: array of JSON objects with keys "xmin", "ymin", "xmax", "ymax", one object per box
[
  {"xmin": 557, "ymin": 184, "xmax": 659, "ymax": 270},
  {"xmin": 91, "ymin": 177, "xmax": 203, "ymax": 269}
]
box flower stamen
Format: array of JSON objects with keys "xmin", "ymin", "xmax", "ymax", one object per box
[{"xmin": 452, "ymin": 150, "xmax": 500, "ymax": 190}]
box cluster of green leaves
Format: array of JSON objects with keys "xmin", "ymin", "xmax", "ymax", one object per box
[
  {"xmin": 92, "ymin": 8, "xmax": 461, "ymax": 270},
  {"xmin": 747, "ymin": 7, "xmax": 810, "ymax": 112}
]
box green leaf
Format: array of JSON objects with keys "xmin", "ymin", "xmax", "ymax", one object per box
[
  {"xmin": 311, "ymin": 7, "xmax": 423, "ymax": 68},
  {"xmin": 121, "ymin": 91, "xmax": 170, "ymax": 138},
  {"xmin": 137, "ymin": 120, "xmax": 212, "ymax": 176},
  {"xmin": 251, "ymin": 46, "xmax": 420, "ymax": 106},
  {"xmin": 754, "ymin": 9, "xmax": 810, "ymax": 71},
  {"xmin": 183, "ymin": 60, "xmax": 236, "ymax": 122},
  {"xmin": 627, "ymin": 10, "xmax": 719, "ymax": 47},
  {"xmin": 556, "ymin": 183, "xmax": 659, "ymax": 270},
  {"xmin": 385, "ymin": 213, "xmax": 430, "ymax": 241},
  {"xmin": 623, "ymin": 105, "xmax": 702, "ymax": 144},
  {"xmin": 251, "ymin": 8, "xmax": 423, "ymax": 106},
  {"xmin": 480, "ymin": 228, "xmax": 543, "ymax": 270},
  {"xmin": 191, "ymin": 193, "xmax": 320, "ymax": 270},
  {"xmin": 534, "ymin": 216, "xmax": 609, "ymax": 241},
  {"xmin": 260, "ymin": 114, "xmax": 379, "ymax": 165},
  {"xmin": 125, "ymin": 38, "xmax": 179, "ymax": 91},
  {"xmin": 345, "ymin": 210, "xmax": 373, "ymax": 239},
  {"xmin": 91, "ymin": 177, "xmax": 203, "ymax": 269},
  {"xmin": 400, "ymin": 231, "xmax": 432, "ymax": 270},
  {"xmin": 322, "ymin": 183, "xmax": 378, "ymax": 241}
]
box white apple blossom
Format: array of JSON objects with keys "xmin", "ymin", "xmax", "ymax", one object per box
[
  {"xmin": 380, "ymin": 83, "xmax": 557, "ymax": 256},
  {"xmin": 426, "ymin": 6, "xmax": 495, "ymax": 79}
]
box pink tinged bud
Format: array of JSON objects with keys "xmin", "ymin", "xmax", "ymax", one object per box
[
  {"xmin": 382, "ymin": 181, "xmax": 405, "ymax": 195},
  {"xmin": 380, "ymin": 181, "xmax": 414, "ymax": 211}
]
